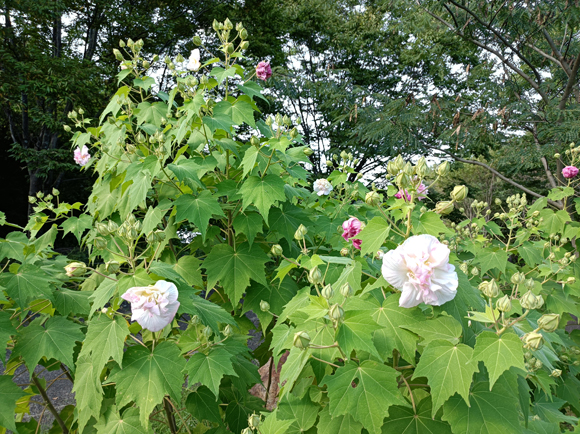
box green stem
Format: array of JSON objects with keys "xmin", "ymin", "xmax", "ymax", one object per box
[
  {"xmin": 32, "ymin": 374, "xmax": 70, "ymax": 434},
  {"xmin": 163, "ymin": 396, "xmax": 179, "ymax": 434}
]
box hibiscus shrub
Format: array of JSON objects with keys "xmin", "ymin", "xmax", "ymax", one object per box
[{"xmin": 1, "ymin": 21, "xmax": 580, "ymax": 434}]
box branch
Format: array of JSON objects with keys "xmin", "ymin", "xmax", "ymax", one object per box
[
  {"xmin": 541, "ymin": 28, "xmax": 572, "ymax": 76},
  {"xmin": 558, "ymin": 53, "xmax": 580, "ymax": 110},
  {"xmin": 425, "ymin": 145, "xmax": 563, "ymax": 209},
  {"xmin": 526, "ymin": 43, "xmax": 563, "ymax": 69},
  {"xmin": 531, "ymin": 125, "xmax": 558, "ymax": 189},
  {"xmin": 32, "ymin": 374, "xmax": 70, "ymax": 434}
]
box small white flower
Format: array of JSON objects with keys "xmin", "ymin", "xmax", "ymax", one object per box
[
  {"xmin": 187, "ymin": 49, "xmax": 202, "ymax": 72},
  {"xmin": 381, "ymin": 234, "xmax": 458, "ymax": 308},
  {"xmin": 121, "ymin": 280, "xmax": 180, "ymax": 332},
  {"xmin": 313, "ymin": 178, "xmax": 333, "ymax": 196}
]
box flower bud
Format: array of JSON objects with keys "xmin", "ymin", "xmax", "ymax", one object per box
[
  {"xmin": 275, "ymin": 113, "xmax": 283, "ymax": 125},
  {"xmin": 537, "ymin": 313, "xmax": 560, "ymax": 332},
  {"xmin": 340, "ymin": 247, "xmax": 349, "ymax": 257},
  {"xmin": 107, "ymin": 220, "xmax": 119, "ymax": 233},
  {"xmin": 270, "ymin": 244, "xmax": 283, "ymax": 256},
  {"xmin": 376, "ymin": 250, "xmax": 384, "ymax": 260},
  {"xmin": 63, "ymin": 124, "xmax": 71, "ymax": 132},
  {"xmin": 308, "ymin": 267, "xmax": 323, "ymax": 285},
  {"xmin": 496, "ymin": 295, "xmax": 512, "ymax": 312},
  {"xmin": 329, "ymin": 304, "xmax": 344, "ymax": 322},
  {"xmin": 450, "ymin": 185, "xmax": 468, "ymax": 202},
  {"xmin": 202, "ymin": 325, "xmax": 213, "ymax": 339},
  {"xmin": 294, "ymin": 224, "xmax": 308, "ymax": 240},
  {"xmin": 248, "ymin": 413, "xmax": 260, "ymax": 429},
  {"xmin": 240, "ymin": 29, "xmax": 249, "ymax": 40},
  {"xmin": 523, "ymin": 332, "xmax": 544, "ymax": 350},
  {"xmin": 387, "ymin": 161, "xmax": 399, "ymax": 176},
  {"xmin": 259, "ymin": 300, "xmax": 270, "ymax": 312},
  {"xmin": 193, "ymin": 36, "xmax": 202, "ymax": 46},
  {"xmin": 460, "ymin": 263, "xmax": 469, "ymax": 274},
  {"xmin": 478, "ymin": 279, "xmax": 499, "ymax": 298},
  {"xmin": 340, "ymin": 282, "xmax": 353, "ymax": 298},
  {"xmin": 321, "ymin": 284, "xmax": 334, "ymax": 299},
  {"xmin": 113, "ymin": 48, "xmax": 124, "ymax": 61},
  {"xmin": 95, "ymin": 222, "xmax": 110, "ymax": 236},
  {"xmin": 437, "ymin": 161, "xmax": 450, "ymax": 176},
  {"xmin": 65, "ymin": 262, "xmax": 86, "ymax": 277},
  {"xmin": 105, "ymin": 261, "xmax": 120, "ymax": 274},
  {"xmin": 222, "ymin": 324, "xmax": 234, "ymax": 337},
  {"xmin": 365, "ymin": 191, "xmax": 381, "ymax": 206},
  {"xmin": 240, "ymin": 41, "xmax": 250, "ymax": 50},
  {"xmin": 435, "ymin": 200, "xmax": 454, "ymax": 215},
  {"xmin": 520, "ymin": 290, "xmax": 537, "ymax": 310},
  {"xmin": 471, "ymin": 267, "xmax": 479, "ymax": 276},
  {"xmin": 567, "ymin": 277, "xmax": 576, "ymax": 285},
  {"xmin": 265, "ymin": 116, "xmax": 274, "ymax": 126},
  {"xmin": 395, "ymin": 172, "xmax": 411, "ymax": 188},
  {"xmin": 94, "ymin": 237, "xmax": 107, "ymax": 250},
  {"xmin": 241, "ymin": 429, "xmax": 252, "ymax": 434},
  {"xmin": 226, "ymin": 43, "xmax": 234, "ymax": 54},
  {"xmin": 212, "ymin": 19, "xmax": 220, "ymax": 31},
  {"xmin": 191, "ymin": 315, "xmax": 200, "ymax": 326},
  {"xmin": 415, "ymin": 157, "xmax": 427, "ymax": 176},
  {"xmin": 550, "ymin": 369, "xmax": 562, "ymax": 377},
  {"xmin": 511, "ymin": 272, "xmax": 526, "ymax": 285},
  {"xmin": 303, "ymin": 147, "xmax": 314, "ymax": 156},
  {"xmin": 224, "ymin": 18, "xmax": 233, "ymax": 30},
  {"xmin": 524, "ymin": 278, "xmax": 535, "ymax": 290},
  {"xmin": 293, "ymin": 331, "xmax": 310, "ymax": 350},
  {"xmin": 28, "ymin": 196, "xmax": 36, "ymax": 204}
]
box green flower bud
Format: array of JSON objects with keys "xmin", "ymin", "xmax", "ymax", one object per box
[
  {"xmin": 105, "ymin": 261, "xmax": 120, "ymax": 274},
  {"xmin": 340, "ymin": 247, "xmax": 349, "ymax": 257},
  {"xmin": 193, "ymin": 36, "xmax": 202, "ymax": 46},
  {"xmin": 240, "ymin": 29, "xmax": 248, "ymax": 40},
  {"xmin": 303, "ymin": 147, "xmax": 314, "ymax": 156},
  {"xmin": 270, "ymin": 244, "xmax": 283, "ymax": 256},
  {"xmin": 226, "ymin": 43, "xmax": 234, "ymax": 54},
  {"xmin": 567, "ymin": 277, "xmax": 576, "ymax": 285},
  {"xmin": 248, "ymin": 413, "xmax": 260, "ymax": 429},
  {"xmin": 478, "ymin": 279, "xmax": 499, "ymax": 298},
  {"xmin": 275, "ymin": 113, "xmax": 283, "ymax": 125},
  {"xmin": 65, "ymin": 262, "xmax": 86, "ymax": 277},
  {"xmin": 265, "ymin": 116, "xmax": 274, "ymax": 126},
  {"xmin": 222, "ymin": 324, "xmax": 234, "ymax": 337},
  {"xmin": 293, "ymin": 331, "xmax": 310, "ymax": 350},
  {"xmin": 52, "ymin": 188, "xmax": 60, "ymax": 196},
  {"xmin": 28, "ymin": 196, "xmax": 36, "ymax": 204},
  {"xmin": 95, "ymin": 222, "xmax": 110, "ymax": 236},
  {"xmin": 294, "ymin": 224, "xmax": 308, "ymax": 240},
  {"xmin": 471, "ymin": 267, "xmax": 479, "ymax": 276},
  {"xmin": 107, "ymin": 220, "xmax": 119, "ymax": 234},
  {"xmin": 520, "ymin": 290, "xmax": 537, "ymax": 310},
  {"xmin": 340, "ymin": 282, "xmax": 353, "ymax": 298},
  {"xmin": 402, "ymin": 162, "xmax": 414, "ymax": 176},
  {"xmin": 191, "ymin": 315, "xmax": 200, "ymax": 326},
  {"xmin": 142, "ymin": 60, "xmax": 150, "ymax": 69},
  {"xmin": 395, "ymin": 172, "xmax": 411, "ymax": 188},
  {"xmin": 494, "ymin": 198, "xmax": 502, "ymax": 206},
  {"xmin": 212, "ymin": 19, "xmax": 220, "ymax": 31},
  {"xmin": 450, "ymin": 185, "xmax": 468, "ymax": 202},
  {"xmin": 259, "ymin": 300, "xmax": 270, "ymax": 312},
  {"xmin": 393, "ymin": 155, "xmax": 404, "ymax": 171},
  {"xmin": 326, "ymin": 160, "xmax": 334, "ymax": 168},
  {"xmin": 308, "ymin": 267, "xmax": 323, "ymax": 285},
  {"xmin": 329, "ymin": 303, "xmax": 344, "ymax": 322},
  {"xmin": 523, "ymin": 332, "xmax": 544, "ymax": 350},
  {"xmin": 496, "ymin": 295, "xmax": 512, "ymax": 312},
  {"xmin": 113, "ymin": 48, "xmax": 124, "ymax": 61},
  {"xmin": 554, "ymin": 153, "xmax": 560, "ymax": 158},
  {"xmin": 387, "ymin": 160, "xmax": 399, "ymax": 176},
  {"xmin": 202, "ymin": 325, "xmax": 213, "ymax": 339},
  {"xmin": 511, "ymin": 272, "xmax": 526, "ymax": 285},
  {"xmin": 459, "ymin": 263, "xmax": 469, "ymax": 274},
  {"xmin": 524, "ymin": 278, "xmax": 535, "ymax": 290},
  {"xmin": 415, "ymin": 156, "xmax": 427, "ymax": 176},
  {"xmin": 365, "ymin": 191, "xmax": 381, "ymax": 206},
  {"xmin": 550, "ymin": 369, "xmax": 562, "ymax": 377},
  {"xmin": 94, "ymin": 237, "xmax": 107, "ymax": 250},
  {"xmin": 224, "ymin": 18, "xmax": 233, "ymax": 30},
  {"xmin": 435, "ymin": 200, "xmax": 454, "ymax": 215},
  {"xmin": 119, "ymin": 40, "xmax": 126, "ymax": 48},
  {"xmin": 437, "ymin": 161, "xmax": 450, "ymax": 176},
  {"xmin": 537, "ymin": 313, "xmax": 560, "ymax": 332},
  {"xmin": 321, "ymin": 284, "xmax": 334, "ymax": 299},
  {"xmin": 63, "ymin": 124, "xmax": 71, "ymax": 132},
  {"xmin": 240, "ymin": 41, "xmax": 250, "ymax": 50}
]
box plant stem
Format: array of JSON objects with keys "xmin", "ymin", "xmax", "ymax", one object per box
[
  {"xmin": 400, "ymin": 374, "xmax": 416, "ymax": 414},
  {"xmin": 32, "ymin": 374, "xmax": 70, "ymax": 434},
  {"xmin": 163, "ymin": 396, "xmax": 179, "ymax": 434}
]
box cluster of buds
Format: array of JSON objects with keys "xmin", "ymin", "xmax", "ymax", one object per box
[
  {"xmin": 435, "ymin": 185, "xmax": 468, "ymax": 216},
  {"xmin": 29, "ymin": 188, "xmax": 61, "ymax": 213},
  {"xmin": 520, "ymin": 290, "xmax": 544, "ymax": 310},
  {"xmin": 146, "ymin": 230, "xmax": 166, "ymax": 244},
  {"xmin": 212, "ymin": 19, "xmax": 250, "ymax": 52},
  {"xmin": 95, "ymin": 215, "xmax": 142, "ymax": 247},
  {"xmin": 524, "ymin": 352, "xmax": 544, "ymax": 372}
]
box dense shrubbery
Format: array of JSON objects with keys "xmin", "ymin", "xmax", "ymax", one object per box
[{"xmin": 1, "ymin": 21, "xmax": 580, "ymax": 434}]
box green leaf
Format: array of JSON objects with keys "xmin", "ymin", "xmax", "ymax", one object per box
[
  {"xmin": 211, "ymin": 66, "xmax": 237, "ymax": 83},
  {"xmin": 214, "ymin": 99, "xmax": 256, "ymax": 127},
  {"xmin": 336, "ymin": 311, "xmax": 381, "ymax": 359},
  {"xmin": 413, "ymin": 212, "xmax": 451, "ymax": 236},
  {"xmin": 73, "ymin": 354, "xmax": 104, "ymax": 432},
  {"xmin": 400, "ymin": 315, "xmax": 462, "ymax": 345},
  {"xmin": 167, "ymin": 159, "xmax": 204, "ymax": 190},
  {"xmin": 382, "ymin": 396, "xmax": 452, "ymax": 434},
  {"xmin": 183, "ymin": 347, "xmax": 237, "ymax": 398},
  {"xmin": 0, "ymin": 311, "xmax": 16, "ymax": 357},
  {"xmin": 185, "ymin": 386, "xmax": 222, "ymax": 424},
  {"xmin": 233, "ymin": 211, "xmax": 263, "ymax": 247},
  {"xmin": 61, "ymin": 214, "xmax": 93, "ymax": 243},
  {"xmin": 476, "ymin": 248, "xmax": 508, "ymax": 276},
  {"xmin": 539, "ymin": 209, "xmax": 570, "ymax": 234},
  {"xmin": 279, "ymin": 347, "xmax": 310, "ymax": 397},
  {"xmin": 243, "ymin": 278, "xmax": 296, "ymax": 331},
  {"xmin": 12, "ymin": 316, "xmax": 84, "ymax": 374},
  {"xmin": 413, "ymin": 340, "xmax": 478, "ymax": 416},
  {"xmin": 441, "ymin": 382, "xmax": 523, "ymax": 434},
  {"xmin": 240, "ymin": 175, "xmax": 287, "ymax": 221},
  {"xmin": 175, "ymin": 190, "xmax": 225, "ymax": 240},
  {"xmin": 53, "ymin": 288, "xmax": 91, "ymax": 316},
  {"xmin": 133, "ymin": 76, "xmax": 155, "ymax": 91},
  {"xmin": 317, "ymin": 406, "xmax": 363, "ymax": 434},
  {"xmin": 79, "ymin": 315, "xmax": 129, "ymax": 372},
  {"xmin": 357, "ymin": 216, "xmax": 390, "ymax": 256},
  {"xmin": 371, "ymin": 294, "xmax": 424, "ymax": 364},
  {"xmin": 473, "ymin": 332, "xmax": 526, "ymax": 390},
  {"xmin": 0, "ymin": 375, "xmax": 27, "ymax": 432},
  {"xmin": 277, "ymin": 392, "xmax": 319, "ymax": 432},
  {"xmin": 260, "ymin": 411, "xmax": 297, "ymax": 434},
  {"xmin": 323, "ymin": 360, "xmax": 407, "ymax": 434},
  {"xmin": 204, "ymin": 242, "xmax": 270, "ymax": 305},
  {"xmin": 95, "ymin": 407, "xmax": 153, "ymax": 434},
  {"xmin": 107, "ymin": 342, "xmax": 186, "ymax": 428},
  {"xmin": 241, "ymin": 145, "xmax": 260, "ymax": 177},
  {"xmin": 173, "ymin": 256, "xmax": 203, "ymax": 288},
  {"xmin": 136, "ymin": 101, "xmax": 166, "ymax": 126},
  {"xmin": 238, "ymin": 81, "xmax": 268, "ymax": 102},
  {"xmin": 532, "ymin": 392, "xmax": 578, "ymax": 425},
  {"xmin": 268, "ymin": 204, "xmax": 311, "ymax": 243},
  {"xmin": 178, "ymin": 292, "xmax": 236, "ymax": 334},
  {"xmin": 517, "ymin": 243, "xmax": 544, "ymax": 267},
  {"xmin": 0, "ymin": 264, "xmax": 55, "ymax": 309},
  {"xmin": 89, "ymin": 275, "xmax": 118, "ymax": 317}
]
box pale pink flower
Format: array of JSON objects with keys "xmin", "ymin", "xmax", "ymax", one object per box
[
  {"xmin": 381, "ymin": 234, "xmax": 457, "ymax": 308},
  {"xmin": 256, "ymin": 61, "xmax": 272, "ymax": 80},
  {"xmin": 121, "ymin": 280, "xmax": 180, "ymax": 332},
  {"xmin": 73, "ymin": 145, "xmax": 91, "ymax": 166},
  {"xmin": 562, "ymin": 166, "xmax": 579, "ymax": 179},
  {"xmin": 188, "ymin": 49, "xmax": 201, "ymax": 72},
  {"xmin": 394, "ymin": 181, "xmax": 428, "ymax": 201},
  {"xmin": 342, "ymin": 217, "xmax": 362, "ymax": 250},
  {"xmin": 313, "ymin": 178, "xmax": 333, "ymax": 196}
]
